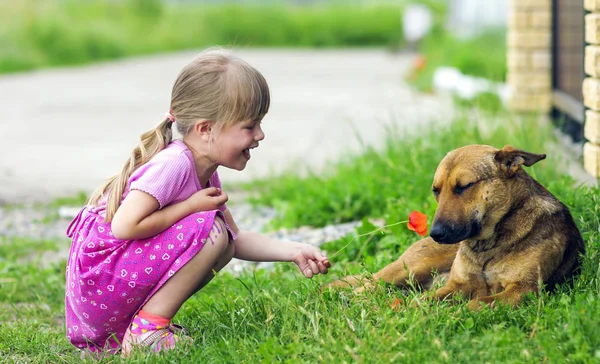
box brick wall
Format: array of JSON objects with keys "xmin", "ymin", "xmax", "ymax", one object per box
[
  {"xmin": 506, "ymin": 0, "xmax": 552, "ymax": 111},
  {"xmin": 585, "ymin": 0, "xmax": 600, "ymax": 177},
  {"xmin": 508, "ymin": 0, "xmax": 600, "ymax": 178}
]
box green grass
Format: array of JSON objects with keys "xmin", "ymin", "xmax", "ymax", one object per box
[
  {"xmin": 1, "ymin": 110, "xmax": 599, "ymax": 362},
  {"xmin": 0, "ymin": 0, "xmax": 416, "ymax": 74},
  {"xmin": 409, "ymin": 30, "xmax": 508, "ymax": 93},
  {"xmin": 245, "ymin": 109, "xmax": 565, "ymax": 230}
]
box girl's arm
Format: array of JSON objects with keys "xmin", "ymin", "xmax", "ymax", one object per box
[
  {"xmin": 233, "ymin": 231, "xmax": 306, "ymax": 262},
  {"xmin": 112, "ymin": 188, "xmax": 227, "ymax": 240},
  {"xmin": 223, "ymin": 209, "xmax": 330, "ymax": 278},
  {"xmin": 234, "ymin": 231, "xmax": 331, "ymax": 278}
]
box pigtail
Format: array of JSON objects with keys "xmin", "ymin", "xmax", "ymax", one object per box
[{"xmin": 88, "ymin": 117, "xmax": 174, "ymax": 222}]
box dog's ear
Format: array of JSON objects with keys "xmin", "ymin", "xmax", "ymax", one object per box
[{"xmin": 494, "ymin": 145, "xmax": 546, "ymax": 177}]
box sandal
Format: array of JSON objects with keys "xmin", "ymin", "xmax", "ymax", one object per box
[
  {"xmin": 169, "ymin": 323, "xmax": 189, "ymax": 336},
  {"xmin": 121, "ymin": 323, "xmax": 192, "ymax": 357}
]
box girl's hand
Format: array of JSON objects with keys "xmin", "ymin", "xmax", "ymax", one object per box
[
  {"xmin": 293, "ymin": 244, "xmax": 332, "ymax": 278},
  {"xmin": 186, "ymin": 187, "xmax": 228, "ymax": 213}
]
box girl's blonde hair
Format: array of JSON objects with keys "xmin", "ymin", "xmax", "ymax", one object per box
[{"xmin": 88, "ymin": 48, "xmax": 270, "ymax": 221}]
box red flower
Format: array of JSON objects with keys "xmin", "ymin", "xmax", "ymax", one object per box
[{"xmin": 407, "ymin": 210, "xmax": 428, "ymax": 236}]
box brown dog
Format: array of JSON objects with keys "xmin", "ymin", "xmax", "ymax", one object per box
[{"xmin": 326, "ymin": 145, "xmax": 585, "ymax": 309}]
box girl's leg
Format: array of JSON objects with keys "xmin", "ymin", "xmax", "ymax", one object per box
[
  {"xmin": 193, "ymin": 237, "xmax": 235, "ymax": 293},
  {"xmin": 140, "ymin": 217, "xmax": 233, "ymax": 319}
]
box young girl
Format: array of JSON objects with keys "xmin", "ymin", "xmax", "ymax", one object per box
[{"xmin": 65, "ymin": 48, "xmax": 331, "ymax": 356}]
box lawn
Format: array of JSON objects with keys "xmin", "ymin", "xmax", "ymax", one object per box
[
  {"xmin": 1, "ymin": 104, "xmax": 599, "ymax": 363},
  {"xmin": 0, "ymin": 0, "xmax": 414, "ymax": 74},
  {"xmin": 407, "ymin": 30, "xmax": 508, "ymax": 93}
]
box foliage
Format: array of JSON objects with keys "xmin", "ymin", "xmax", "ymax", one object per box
[
  {"xmin": 245, "ymin": 111, "xmax": 566, "ymax": 230},
  {"xmin": 409, "ymin": 30, "xmax": 508, "ymax": 93},
  {"xmin": 0, "ymin": 0, "xmax": 410, "ymax": 74}
]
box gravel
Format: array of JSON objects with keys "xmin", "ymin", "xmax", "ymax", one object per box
[{"xmin": 0, "ymin": 199, "xmax": 359, "ymax": 274}]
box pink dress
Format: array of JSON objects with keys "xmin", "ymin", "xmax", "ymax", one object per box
[{"xmin": 64, "ymin": 140, "xmax": 236, "ymax": 353}]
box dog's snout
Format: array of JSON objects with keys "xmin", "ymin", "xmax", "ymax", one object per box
[
  {"xmin": 429, "ymin": 224, "xmax": 446, "ymax": 243},
  {"xmin": 429, "ymin": 224, "xmax": 454, "ymax": 244},
  {"xmin": 430, "ymin": 219, "xmax": 480, "ymax": 245}
]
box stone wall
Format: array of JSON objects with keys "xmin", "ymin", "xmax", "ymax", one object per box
[
  {"xmin": 508, "ymin": 0, "xmax": 600, "ymax": 178},
  {"xmin": 584, "ymin": 0, "xmax": 600, "ymax": 177},
  {"xmin": 506, "ymin": 0, "xmax": 552, "ymax": 111}
]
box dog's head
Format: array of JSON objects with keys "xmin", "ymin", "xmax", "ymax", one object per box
[{"xmin": 429, "ymin": 144, "xmax": 546, "ymax": 244}]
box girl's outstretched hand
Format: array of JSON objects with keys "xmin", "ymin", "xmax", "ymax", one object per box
[{"xmin": 293, "ymin": 244, "xmax": 332, "ymax": 278}]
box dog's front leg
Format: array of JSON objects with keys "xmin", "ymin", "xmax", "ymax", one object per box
[
  {"xmin": 434, "ymin": 269, "xmax": 490, "ymax": 303},
  {"xmin": 323, "ymin": 238, "xmax": 456, "ymax": 294},
  {"xmin": 373, "ymin": 238, "xmax": 458, "ymax": 290},
  {"xmin": 467, "ymin": 282, "xmax": 538, "ymax": 310},
  {"xmin": 434, "ymin": 280, "xmax": 474, "ymax": 302}
]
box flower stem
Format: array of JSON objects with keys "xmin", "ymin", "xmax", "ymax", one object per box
[{"xmin": 329, "ymin": 220, "xmax": 408, "ymax": 259}]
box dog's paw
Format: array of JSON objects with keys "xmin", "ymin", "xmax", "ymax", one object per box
[{"xmin": 467, "ymin": 298, "xmax": 496, "ymax": 311}]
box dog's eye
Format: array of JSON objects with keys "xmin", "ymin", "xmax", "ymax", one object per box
[
  {"xmin": 432, "ymin": 187, "xmax": 440, "ymax": 197},
  {"xmin": 454, "ymin": 182, "xmax": 475, "ymax": 195}
]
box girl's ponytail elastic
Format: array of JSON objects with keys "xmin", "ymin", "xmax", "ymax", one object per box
[{"xmin": 165, "ymin": 110, "xmax": 175, "ymax": 124}]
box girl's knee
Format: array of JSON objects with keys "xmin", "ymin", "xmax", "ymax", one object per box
[
  {"xmin": 223, "ymin": 240, "xmax": 235, "ymax": 261},
  {"xmin": 208, "ymin": 217, "xmax": 229, "ymax": 251}
]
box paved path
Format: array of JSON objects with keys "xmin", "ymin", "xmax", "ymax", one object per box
[{"xmin": 0, "ymin": 49, "xmax": 452, "ymax": 204}]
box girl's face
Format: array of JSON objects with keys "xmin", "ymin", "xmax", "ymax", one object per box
[{"xmin": 211, "ymin": 119, "xmax": 265, "ymax": 171}]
